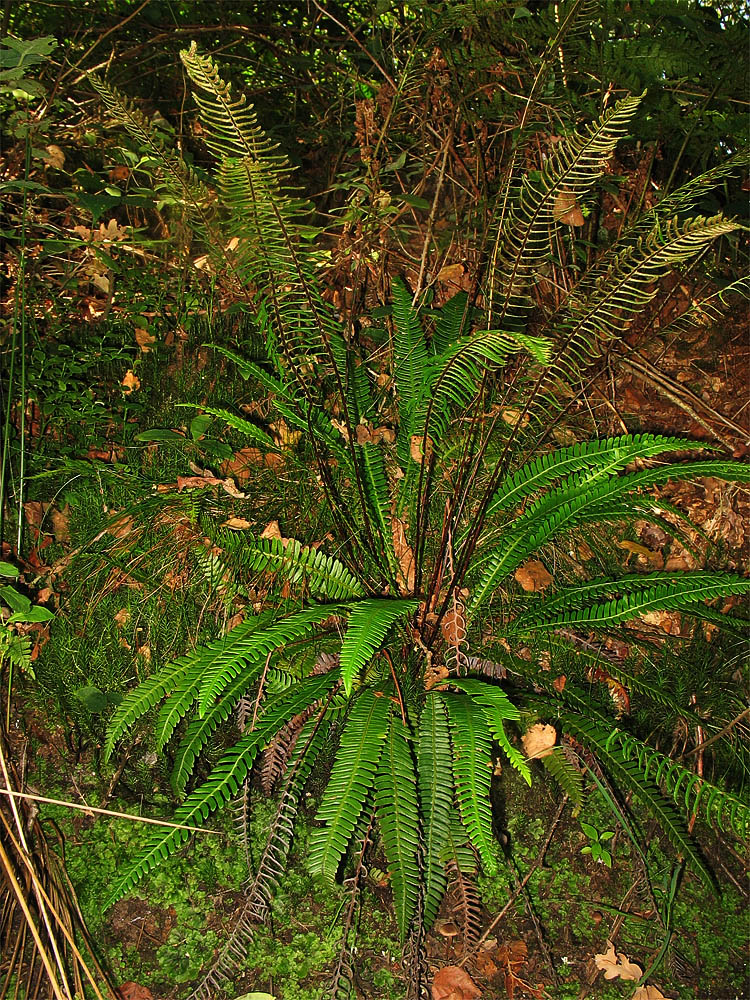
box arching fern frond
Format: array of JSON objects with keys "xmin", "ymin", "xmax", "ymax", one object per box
[
  {"xmin": 105, "ymin": 672, "xmax": 338, "ymax": 906},
  {"xmin": 449, "ymin": 678, "xmax": 530, "ymax": 785},
  {"xmin": 510, "ymin": 572, "xmax": 750, "ymax": 633},
  {"xmin": 196, "ymin": 602, "xmax": 347, "ymax": 716}
]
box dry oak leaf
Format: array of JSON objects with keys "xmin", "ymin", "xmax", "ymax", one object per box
[
  {"xmin": 632, "ymin": 987, "xmax": 673, "ymax": 1000},
  {"xmin": 431, "ymin": 965, "xmax": 481, "ymax": 1000},
  {"xmin": 522, "ymin": 723, "xmax": 557, "ymax": 760},
  {"xmin": 594, "ymin": 942, "xmax": 643, "ymax": 981},
  {"xmin": 514, "ymin": 560, "xmax": 552, "ymax": 592}
]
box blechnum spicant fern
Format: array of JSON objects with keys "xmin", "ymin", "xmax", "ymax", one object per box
[{"xmin": 94, "ymin": 40, "xmax": 749, "ymax": 993}]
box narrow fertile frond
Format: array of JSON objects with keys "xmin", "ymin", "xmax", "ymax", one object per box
[
  {"xmin": 105, "ymin": 673, "xmax": 338, "ymax": 905},
  {"xmin": 489, "ymin": 93, "xmax": 643, "ymax": 332},
  {"xmin": 374, "ymin": 713, "xmax": 420, "ymax": 938},
  {"xmin": 605, "ymin": 729, "xmax": 750, "ymax": 841},
  {"xmin": 449, "ymin": 679, "xmax": 530, "ymax": 785},
  {"xmin": 196, "ymin": 603, "xmax": 346, "ymax": 715},
  {"xmin": 442, "ymin": 694, "xmax": 499, "ymax": 875},
  {"xmin": 339, "ymin": 599, "xmax": 419, "ymax": 695},
  {"xmin": 561, "ymin": 713, "xmax": 714, "ymax": 888},
  {"xmin": 418, "ymin": 695, "xmax": 453, "ymax": 929},
  {"xmin": 310, "ymin": 689, "xmax": 392, "ymax": 882}
]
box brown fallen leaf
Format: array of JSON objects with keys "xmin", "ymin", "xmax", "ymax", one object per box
[
  {"xmin": 522, "ymin": 723, "xmax": 557, "ymax": 759},
  {"xmin": 121, "ymin": 370, "xmax": 140, "ymax": 394},
  {"xmin": 270, "ymin": 419, "xmax": 302, "ymax": 449},
  {"xmin": 514, "ymin": 560, "xmax": 552, "ymax": 592},
  {"xmin": 594, "ymin": 942, "xmax": 643, "ymax": 981},
  {"xmin": 261, "ymin": 520, "xmax": 285, "ymax": 542},
  {"xmin": 391, "ymin": 516, "xmax": 415, "ymax": 594},
  {"xmin": 135, "ymin": 327, "xmax": 156, "ymax": 352},
  {"xmin": 222, "ymin": 516, "xmax": 253, "ymax": 530},
  {"xmin": 553, "ymin": 190, "xmax": 585, "ymax": 226},
  {"xmin": 431, "ymin": 965, "xmax": 481, "ymax": 1000},
  {"xmin": 43, "ymin": 144, "xmax": 65, "ymax": 169},
  {"xmin": 410, "ymin": 433, "xmax": 434, "ymax": 464},
  {"xmin": 638, "ymin": 610, "xmax": 682, "ymax": 635},
  {"xmin": 552, "ymin": 674, "xmax": 566, "ymax": 693},
  {"xmin": 632, "ymin": 986, "xmax": 673, "ymax": 1000},
  {"xmin": 117, "ymin": 984, "xmax": 154, "ymax": 1000},
  {"xmin": 500, "ymin": 408, "xmax": 530, "ymax": 428},
  {"xmin": 50, "ymin": 506, "xmax": 71, "ymax": 543}
]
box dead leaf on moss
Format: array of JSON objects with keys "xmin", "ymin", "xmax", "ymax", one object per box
[
  {"xmin": 431, "ymin": 965, "xmax": 481, "ymax": 1000},
  {"xmin": 632, "ymin": 986, "xmax": 674, "ymax": 1000},
  {"xmin": 593, "ymin": 942, "xmax": 643, "ymax": 981},
  {"xmin": 50, "ymin": 506, "xmax": 70, "ymax": 543},
  {"xmin": 410, "ymin": 433, "xmax": 434, "ymax": 464},
  {"xmin": 552, "ymin": 674, "xmax": 566, "ymax": 693},
  {"xmin": 121, "ymin": 370, "xmax": 140, "ymax": 394},
  {"xmin": 638, "ymin": 610, "xmax": 681, "ymax": 634},
  {"xmin": 514, "ymin": 560, "xmax": 552, "ymax": 592},
  {"xmin": 117, "ymin": 983, "xmax": 154, "ymax": 1000},
  {"xmin": 522, "ymin": 723, "xmax": 556, "ymax": 759}
]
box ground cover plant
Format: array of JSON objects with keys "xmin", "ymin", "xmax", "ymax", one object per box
[{"xmin": 1, "ymin": 2, "xmax": 749, "ymax": 999}]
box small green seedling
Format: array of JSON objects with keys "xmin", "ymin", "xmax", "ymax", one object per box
[{"xmin": 580, "ymin": 821, "xmax": 615, "ymax": 867}]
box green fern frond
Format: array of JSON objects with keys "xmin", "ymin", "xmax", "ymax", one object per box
[
  {"xmin": 192, "ymin": 405, "xmax": 276, "ymax": 447},
  {"xmin": 418, "ymin": 695, "xmax": 453, "ymax": 929},
  {"xmin": 486, "ymin": 434, "xmax": 706, "ymax": 518},
  {"xmin": 374, "ymin": 713, "xmax": 420, "ymax": 939},
  {"xmin": 470, "ymin": 458, "xmax": 750, "ymax": 614},
  {"xmin": 511, "ymin": 571, "xmax": 750, "ymax": 632},
  {"xmin": 392, "ymin": 276, "xmax": 430, "ymax": 456},
  {"xmin": 432, "ymin": 291, "xmax": 472, "ymax": 355},
  {"xmin": 541, "ymin": 747, "xmax": 584, "ymax": 809},
  {"xmin": 310, "ymin": 688, "xmax": 391, "ymax": 882},
  {"xmin": 196, "ymin": 603, "xmax": 346, "ymax": 716},
  {"xmin": 449, "ymin": 678, "xmax": 530, "ymax": 785},
  {"xmin": 339, "ymin": 599, "xmax": 419, "ymax": 695},
  {"xmin": 221, "ymin": 532, "xmax": 364, "ymax": 600},
  {"xmin": 442, "ymin": 693, "xmax": 499, "ymax": 875},
  {"xmin": 105, "ymin": 673, "xmax": 338, "ymax": 906}
]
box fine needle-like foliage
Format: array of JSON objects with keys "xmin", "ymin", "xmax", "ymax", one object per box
[{"xmin": 90, "ymin": 32, "xmax": 749, "ymax": 996}]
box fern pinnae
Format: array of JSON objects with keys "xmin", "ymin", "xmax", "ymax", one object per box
[
  {"xmin": 449, "ymin": 678, "xmax": 530, "ymax": 785},
  {"xmin": 309, "ymin": 688, "xmax": 391, "ymax": 883},
  {"xmin": 339, "ymin": 599, "xmax": 419, "ymax": 696},
  {"xmin": 418, "ymin": 695, "xmax": 453, "ymax": 929},
  {"xmin": 443, "ymin": 693, "xmax": 499, "ymax": 875},
  {"xmin": 374, "ymin": 712, "xmax": 420, "ymax": 939},
  {"xmin": 196, "ymin": 602, "xmax": 347, "ymax": 716},
  {"xmin": 105, "ymin": 672, "xmax": 338, "ymax": 906}
]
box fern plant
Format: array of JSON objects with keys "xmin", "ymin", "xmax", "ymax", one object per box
[{"xmin": 92, "ymin": 39, "xmax": 749, "ymax": 995}]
